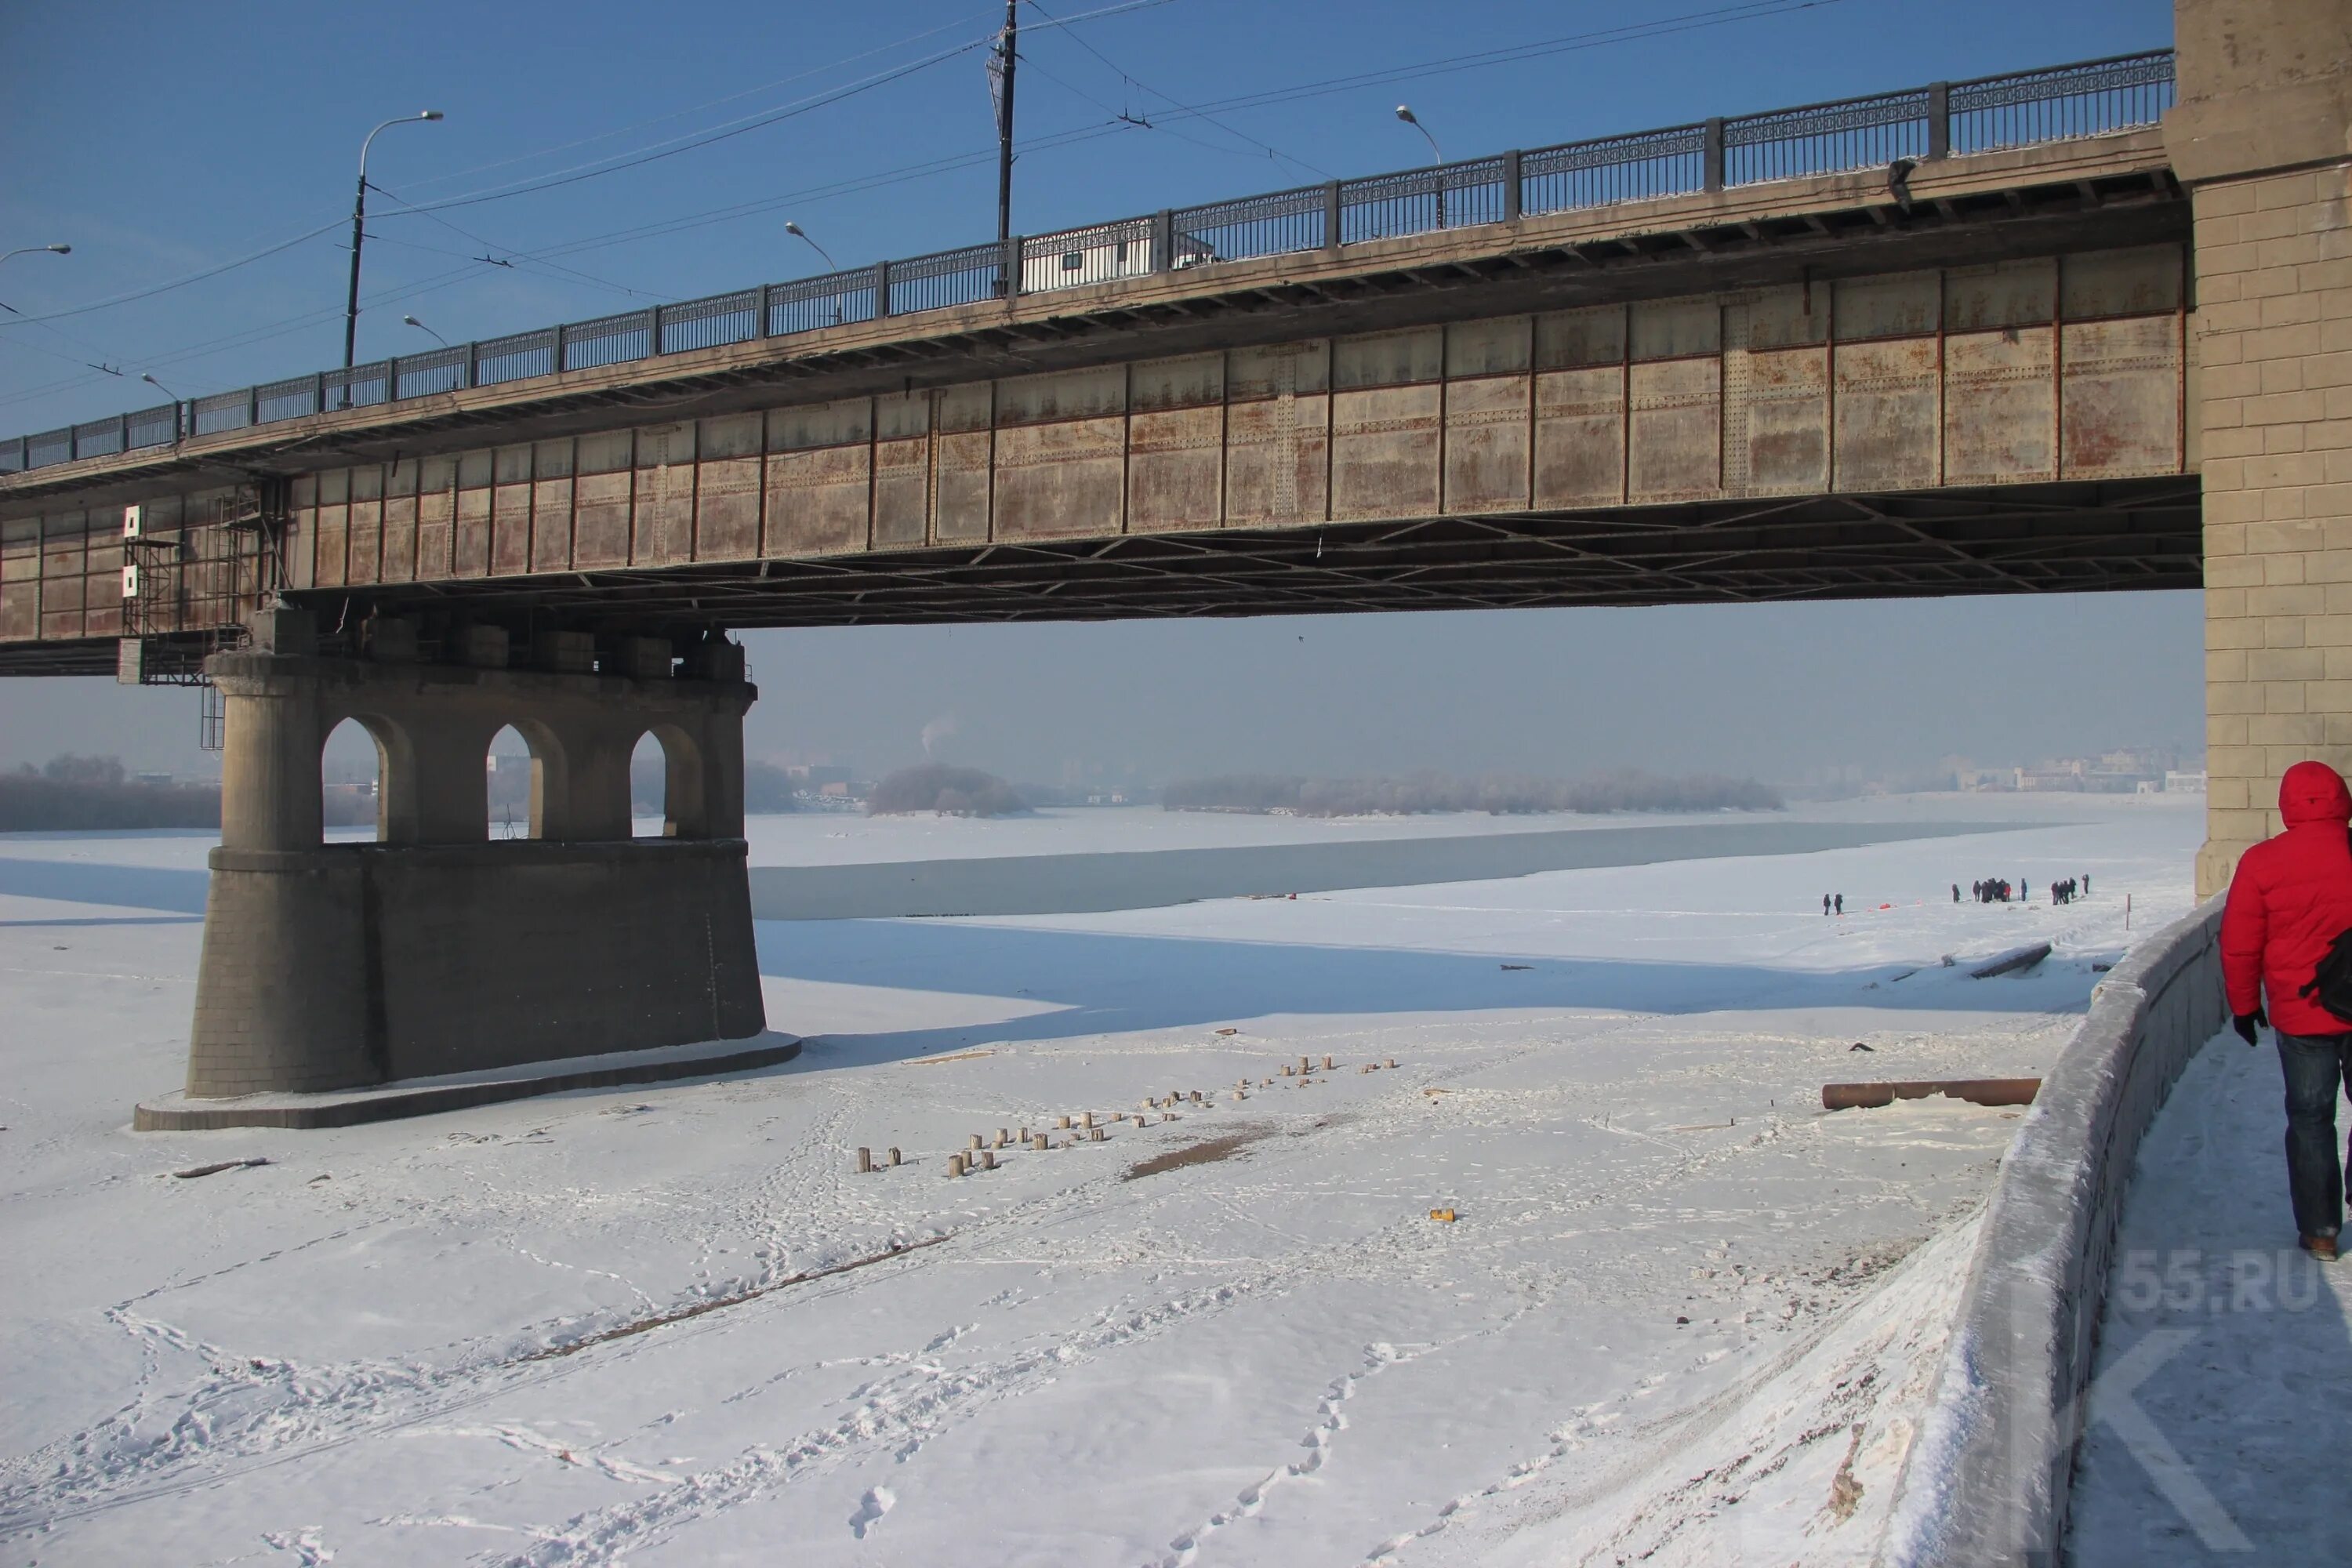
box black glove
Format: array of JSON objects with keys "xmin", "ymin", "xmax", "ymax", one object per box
[{"xmin": 2234, "ymin": 1007, "xmax": 2267, "ymax": 1047}]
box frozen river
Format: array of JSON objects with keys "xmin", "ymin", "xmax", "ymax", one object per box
[{"xmin": 0, "ymin": 793, "xmax": 2201, "ymax": 1565}]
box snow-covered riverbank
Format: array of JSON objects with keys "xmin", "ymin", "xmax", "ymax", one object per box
[{"xmin": 0, "ymin": 794, "xmax": 2199, "ymax": 1565}]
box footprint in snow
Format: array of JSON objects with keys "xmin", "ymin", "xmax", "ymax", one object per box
[{"xmin": 849, "ymin": 1485, "xmax": 896, "ymax": 1538}]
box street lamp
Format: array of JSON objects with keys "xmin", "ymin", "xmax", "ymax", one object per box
[
  {"xmin": 783, "ymin": 221, "xmax": 838, "ymax": 272},
  {"xmin": 344, "ymin": 111, "xmax": 445, "ymax": 379},
  {"xmin": 1395, "ymin": 105, "xmax": 1446, "ymax": 227},
  {"xmin": 140, "ymin": 373, "xmax": 184, "ymax": 442},
  {"xmin": 402, "ymin": 314, "xmax": 449, "ymax": 347},
  {"xmin": 0, "ymin": 244, "xmax": 71, "ymax": 265}
]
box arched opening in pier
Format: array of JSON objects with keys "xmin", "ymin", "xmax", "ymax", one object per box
[
  {"xmin": 630, "ymin": 726, "xmax": 706, "ymax": 837},
  {"xmin": 630, "ymin": 731, "xmax": 669, "ymax": 837},
  {"xmin": 487, "ymin": 724, "xmax": 532, "ymax": 840},
  {"xmin": 321, "ymin": 717, "xmax": 387, "ymax": 842}
]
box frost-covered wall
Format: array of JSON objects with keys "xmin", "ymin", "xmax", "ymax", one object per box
[{"xmin": 1881, "ymin": 895, "xmax": 2225, "ymax": 1566}]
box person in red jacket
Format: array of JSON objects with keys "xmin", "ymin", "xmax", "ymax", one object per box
[{"xmin": 2221, "ymin": 759, "xmax": 2352, "ymax": 1261}]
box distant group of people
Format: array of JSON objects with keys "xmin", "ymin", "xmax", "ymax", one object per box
[
  {"xmin": 1950, "ymin": 874, "xmax": 2091, "ymax": 906},
  {"xmin": 1821, "ymin": 893, "xmax": 1844, "ymax": 916}
]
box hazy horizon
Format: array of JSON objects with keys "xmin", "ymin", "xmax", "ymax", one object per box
[{"xmin": 0, "ymin": 590, "xmax": 2204, "ymax": 789}]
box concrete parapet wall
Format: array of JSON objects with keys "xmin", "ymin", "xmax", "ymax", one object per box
[
  {"xmin": 187, "ymin": 838, "xmax": 763, "ymax": 1096},
  {"xmin": 1880, "ymin": 895, "xmax": 2226, "ymax": 1566}
]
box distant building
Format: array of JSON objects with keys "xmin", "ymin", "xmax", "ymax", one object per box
[
  {"xmin": 2015, "ymin": 761, "xmax": 2086, "ymax": 791},
  {"xmin": 2165, "ymin": 770, "xmax": 2209, "ymax": 793},
  {"xmin": 1018, "ymin": 223, "xmax": 1214, "ymax": 294}
]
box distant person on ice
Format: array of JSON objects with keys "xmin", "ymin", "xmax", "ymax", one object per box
[
  {"xmin": 1835, "ymin": 894, "xmax": 1844, "ymax": 916},
  {"xmin": 2222, "ymin": 760, "xmax": 2352, "ymax": 1262},
  {"xmin": 1824, "ymin": 895, "xmax": 1832, "ymax": 916},
  {"xmin": 1954, "ymin": 884, "xmax": 1962, "ymax": 903}
]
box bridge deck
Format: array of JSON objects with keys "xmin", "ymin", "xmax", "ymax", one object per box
[{"xmin": 1, "ymin": 129, "xmax": 2190, "ymax": 675}]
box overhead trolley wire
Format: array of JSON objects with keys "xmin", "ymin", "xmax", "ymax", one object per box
[
  {"xmin": 1020, "ymin": 0, "xmax": 1332, "ymax": 178},
  {"xmin": 1, "ymin": 0, "xmax": 1847, "ymax": 405},
  {"xmin": 387, "ymin": 6, "xmax": 1007, "ymax": 197},
  {"xmin": 392, "ymin": 0, "xmax": 1187, "ymax": 216},
  {"xmin": 0, "ymin": 0, "xmax": 1185, "ymax": 332}
]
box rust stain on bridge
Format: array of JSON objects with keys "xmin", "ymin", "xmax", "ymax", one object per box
[{"xmin": 0, "ymin": 130, "xmax": 2194, "ymax": 672}]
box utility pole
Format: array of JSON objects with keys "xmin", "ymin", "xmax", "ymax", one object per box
[
  {"xmin": 343, "ymin": 159, "xmax": 371, "ymax": 372},
  {"xmin": 343, "ymin": 112, "xmax": 443, "ymax": 385},
  {"xmin": 992, "ymin": 0, "xmax": 1018, "ymax": 262}
]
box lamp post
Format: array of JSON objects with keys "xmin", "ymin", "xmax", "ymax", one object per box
[
  {"xmin": 401, "ymin": 314, "xmax": 449, "ymax": 347},
  {"xmin": 783, "ymin": 221, "xmax": 838, "ymax": 272},
  {"xmin": 343, "ymin": 112, "xmax": 444, "ymax": 381},
  {"xmin": 140, "ymin": 372, "xmax": 184, "ymax": 441},
  {"xmin": 1394, "ymin": 105, "xmax": 1446, "ymax": 227},
  {"xmin": 0, "ymin": 245, "xmax": 71, "ymax": 324}
]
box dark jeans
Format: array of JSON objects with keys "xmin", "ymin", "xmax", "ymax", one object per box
[{"xmin": 2278, "ymin": 1031, "xmax": 2352, "ymax": 1238}]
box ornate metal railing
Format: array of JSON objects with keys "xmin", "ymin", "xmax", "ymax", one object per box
[
  {"xmin": 0, "ymin": 49, "xmax": 2172, "ymax": 476},
  {"xmin": 1521, "ymin": 123, "xmax": 1711, "ymax": 216}
]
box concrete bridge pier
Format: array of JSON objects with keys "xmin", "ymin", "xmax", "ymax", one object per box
[
  {"xmin": 184, "ymin": 606, "xmax": 766, "ymax": 1098},
  {"xmin": 2178, "ymin": 0, "xmax": 2352, "ymax": 895}
]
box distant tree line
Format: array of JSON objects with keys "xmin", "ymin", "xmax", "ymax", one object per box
[
  {"xmin": 0, "ymin": 755, "xmax": 220, "ymax": 831},
  {"xmin": 1, "ymin": 749, "xmax": 814, "ymax": 837},
  {"xmin": 623, "ymin": 755, "xmax": 799, "ymax": 816},
  {"xmin": 867, "ymin": 764, "xmax": 1028, "ymax": 817},
  {"xmin": 1161, "ymin": 769, "xmax": 1782, "ymax": 816}
]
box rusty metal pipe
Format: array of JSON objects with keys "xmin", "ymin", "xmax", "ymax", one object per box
[{"xmin": 1821, "ymin": 1078, "xmax": 2042, "ymax": 1111}]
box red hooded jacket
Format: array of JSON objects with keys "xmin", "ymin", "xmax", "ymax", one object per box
[{"xmin": 2221, "ymin": 760, "xmax": 2352, "ymax": 1035}]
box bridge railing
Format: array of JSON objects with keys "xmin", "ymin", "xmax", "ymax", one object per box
[
  {"xmin": 1521, "ymin": 124, "xmax": 1711, "ymax": 216},
  {"xmin": 887, "ymin": 241, "xmax": 1005, "ymax": 318},
  {"xmin": 1951, "ymin": 50, "xmax": 2179, "ymax": 153},
  {"xmin": 256, "ymin": 375, "xmax": 324, "ymax": 423},
  {"xmin": 0, "ymin": 48, "xmax": 2174, "ymax": 477},
  {"xmin": 474, "ymin": 326, "xmax": 560, "ymax": 387},
  {"xmin": 1170, "ymin": 183, "xmax": 1330, "ymax": 267},
  {"xmin": 394, "ymin": 344, "xmax": 470, "ymax": 398},
  {"xmin": 324, "ymin": 361, "xmax": 393, "ymax": 410},
  {"xmin": 661, "ymin": 288, "xmax": 764, "ymax": 354},
  {"xmin": 125, "ymin": 403, "xmax": 179, "ymax": 450}
]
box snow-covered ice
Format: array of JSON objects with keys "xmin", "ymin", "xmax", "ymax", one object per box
[{"xmin": 0, "ymin": 794, "xmax": 2200, "ymax": 1565}]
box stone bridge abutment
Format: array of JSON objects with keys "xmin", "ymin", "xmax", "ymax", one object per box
[
  {"xmin": 2175, "ymin": 0, "xmax": 2352, "ymax": 895},
  {"xmin": 185, "ymin": 606, "xmax": 764, "ymax": 1098}
]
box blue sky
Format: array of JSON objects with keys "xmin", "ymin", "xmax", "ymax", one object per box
[
  {"xmin": 0, "ymin": 0, "xmax": 2199, "ymax": 786},
  {"xmin": 0, "ymin": 0, "xmax": 2172, "ymax": 427}
]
